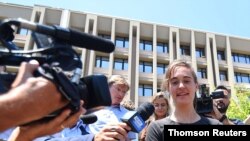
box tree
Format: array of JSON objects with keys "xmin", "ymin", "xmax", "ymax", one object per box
[{"xmin": 227, "ymin": 85, "xmax": 250, "ymax": 121}]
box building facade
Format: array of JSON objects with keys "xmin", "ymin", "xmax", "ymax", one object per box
[{"xmin": 1, "ymin": 2, "xmax": 250, "ymax": 107}]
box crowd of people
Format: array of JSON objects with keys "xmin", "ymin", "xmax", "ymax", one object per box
[{"xmin": 0, "ymin": 59, "xmax": 248, "ymax": 141}]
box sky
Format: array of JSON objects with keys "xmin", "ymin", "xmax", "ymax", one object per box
[{"xmin": 1, "ymin": 0, "xmax": 250, "ymax": 38}]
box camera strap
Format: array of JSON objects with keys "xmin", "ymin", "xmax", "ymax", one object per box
[{"xmin": 35, "ymin": 65, "xmax": 81, "ymax": 113}]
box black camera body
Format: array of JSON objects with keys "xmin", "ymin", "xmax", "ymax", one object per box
[
  {"xmin": 0, "ymin": 18, "xmax": 113, "ymax": 121},
  {"xmin": 196, "ymin": 85, "xmax": 224, "ymax": 114}
]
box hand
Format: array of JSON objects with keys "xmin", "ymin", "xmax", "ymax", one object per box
[
  {"xmin": 94, "ymin": 122, "xmax": 131, "ymax": 141},
  {"xmin": 11, "ymin": 60, "xmax": 39, "ymax": 88},
  {"xmin": 11, "ymin": 61, "xmax": 69, "ymax": 123},
  {"xmin": 205, "ymin": 100, "xmax": 221, "ymax": 118},
  {"xmin": 8, "ymin": 101, "xmax": 86, "ymax": 141}
]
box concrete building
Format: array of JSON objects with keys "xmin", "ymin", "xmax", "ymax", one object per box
[{"xmin": 1, "ymin": 2, "xmax": 250, "ymax": 107}]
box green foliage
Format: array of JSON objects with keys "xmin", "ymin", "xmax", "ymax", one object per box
[{"xmin": 227, "ymin": 86, "xmax": 250, "ymax": 121}]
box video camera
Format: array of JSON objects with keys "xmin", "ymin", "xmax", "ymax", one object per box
[
  {"xmin": 0, "ymin": 18, "xmax": 115, "ymax": 118},
  {"xmin": 196, "ymin": 84, "xmax": 224, "ymax": 114}
]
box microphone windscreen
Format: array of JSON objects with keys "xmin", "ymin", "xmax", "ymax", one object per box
[
  {"xmin": 70, "ymin": 28, "xmax": 115, "ymax": 53},
  {"xmin": 80, "ymin": 114, "xmax": 98, "ymax": 124},
  {"xmin": 136, "ymin": 102, "xmax": 155, "ymax": 121}
]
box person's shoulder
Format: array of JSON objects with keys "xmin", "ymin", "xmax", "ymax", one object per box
[
  {"xmin": 200, "ymin": 116, "xmax": 222, "ymax": 125},
  {"xmin": 91, "ymin": 107, "xmax": 111, "ymax": 115},
  {"xmin": 120, "ymin": 105, "xmax": 130, "ymax": 112},
  {"xmin": 151, "ymin": 116, "xmax": 173, "ymax": 125}
]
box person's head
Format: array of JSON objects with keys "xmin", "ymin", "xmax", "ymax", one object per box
[
  {"xmin": 121, "ymin": 100, "xmax": 135, "ymax": 111},
  {"xmin": 161, "ymin": 60, "xmax": 198, "ymax": 107},
  {"xmin": 108, "ymin": 75, "xmax": 130, "ymax": 105},
  {"xmin": 213, "ymin": 85, "xmax": 231, "ymax": 113},
  {"xmin": 151, "ymin": 92, "xmax": 169, "ymax": 119}
]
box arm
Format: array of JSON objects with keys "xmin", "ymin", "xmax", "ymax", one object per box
[
  {"xmin": 8, "ymin": 101, "xmax": 85, "ymax": 141},
  {"xmin": 206, "ymin": 101, "xmax": 235, "ymax": 125},
  {"xmin": 0, "ymin": 61, "xmax": 69, "ymax": 131},
  {"xmin": 145, "ymin": 121, "xmax": 163, "ymax": 141},
  {"xmin": 139, "ymin": 126, "xmax": 147, "ymax": 141},
  {"xmin": 33, "ymin": 122, "xmax": 131, "ymax": 141},
  {"xmin": 93, "ymin": 122, "xmax": 131, "ymax": 141}
]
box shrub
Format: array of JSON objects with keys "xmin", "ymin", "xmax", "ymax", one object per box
[{"xmin": 227, "ymin": 85, "xmax": 250, "ymax": 121}]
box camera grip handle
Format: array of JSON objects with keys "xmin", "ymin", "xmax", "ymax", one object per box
[
  {"xmin": 34, "ymin": 66, "xmax": 81, "ymax": 115},
  {"xmin": 0, "ymin": 73, "xmax": 16, "ymax": 93}
]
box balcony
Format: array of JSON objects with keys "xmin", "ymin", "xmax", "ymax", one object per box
[
  {"xmin": 93, "ymin": 67, "xmax": 109, "ymax": 75},
  {"xmin": 114, "ymin": 47, "xmax": 129, "ymax": 56},
  {"xmin": 233, "ymin": 62, "xmax": 250, "ymax": 72},
  {"xmin": 139, "ymin": 73, "xmax": 153, "ymax": 82}
]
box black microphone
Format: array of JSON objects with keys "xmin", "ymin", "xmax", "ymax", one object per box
[
  {"xmin": 5, "ymin": 18, "xmax": 115, "ymax": 53},
  {"xmin": 121, "ymin": 102, "xmax": 155, "ymax": 133},
  {"xmin": 80, "ymin": 114, "xmax": 98, "ymax": 124}
]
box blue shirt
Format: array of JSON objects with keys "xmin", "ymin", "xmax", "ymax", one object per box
[
  {"xmin": 34, "ymin": 120, "xmax": 93, "ymax": 141},
  {"xmin": 230, "ymin": 118, "xmax": 245, "ymax": 125},
  {"xmin": 85, "ymin": 105, "xmax": 137, "ymax": 140}
]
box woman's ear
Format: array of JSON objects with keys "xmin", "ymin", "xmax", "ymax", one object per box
[{"xmin": 195, "ymin": 83, "xmax": 199, "ymax": 90}]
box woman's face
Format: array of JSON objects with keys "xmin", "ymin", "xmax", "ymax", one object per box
[
  {"xmin": 153, "ymin": 97, "xmax": 168, "ymax": 119},
  {"xmin": 168, "ymin": 66, "xmax": 198, "ymax": 106}
]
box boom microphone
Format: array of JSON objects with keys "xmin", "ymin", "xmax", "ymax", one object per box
[
  {"xmin": 80, "ymin": 114, "xmax": 98, "ymax": 124},
  {"xmin": 121, "ymin": 102, "xmax": 155, "ymax": 133},
  {"xmin": 1, "ymin": 18, "xmax": 115, "ymax": 53}
]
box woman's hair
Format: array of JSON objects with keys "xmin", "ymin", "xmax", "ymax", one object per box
[
  {"xmin": 161, "ymin": 59, "xmax": 198, "ymax": 92},
  {"xmin": 151, "ymin": 91, "xmax": 169, "ymax": 120}
]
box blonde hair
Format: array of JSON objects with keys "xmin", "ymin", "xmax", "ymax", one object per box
[
  {"xmin": 161, "ymin": 59, "xmax": 198, "ymax": 92},
  {"xmin": 108, "ymin": 75, "xmax": 130, "ymax": 91},
  {"xmin": 151, "ymin": 91, "xmax": 169, "ymax": 120},
  {"xmin": 121, "ymin": 100, "xmax": 135, "ymax": 111},
  {"xmin": 151, "ymin": 92, "xmax": 169, "ymax": 105}
]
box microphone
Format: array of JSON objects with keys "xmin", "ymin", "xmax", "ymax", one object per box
[
  {"xmin": 121, "ymin": 102, "xmax": 155, "ymax": 133},
  {"xmin": 80, "ymin": 114, "xmax": 98, "ymax": 124},
  {"xmin": 3, "ymin": 18, "xmax": 115, "ymax": 53}
]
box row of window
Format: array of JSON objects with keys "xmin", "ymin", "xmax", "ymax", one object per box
[
  {"xmin": 95, "ymin": 56, "xmax": 167, "ymax": 74},
  {"xmin": 17, "ymin": 31, "xmax": 250, "ymax": 64},
  {"xmin": 95, "ymin": 56, "xmax": 249, "ymax": 83},
  {"xmin": 138, "ymin": 72, "xmax": 250, "ymax": 96},
  {"xmin": 100, "ymin": 34, "xmax": 250, "ymax": 65},
  {"xmin": 196, "ymin": 69, "xmax": 250, "ymax": 83},
  {"xmin": 195, "ymin": 69, "xmax": 228, "ymax": 81}
]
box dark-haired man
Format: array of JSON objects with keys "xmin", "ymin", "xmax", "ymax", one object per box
[{"xmin": 207, "ymin": 85, "xmax": 244, "ymax": 125}]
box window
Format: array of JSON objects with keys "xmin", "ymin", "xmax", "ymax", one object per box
[
  {"xmin": 157, "ymin": 63, "xmax": 167, "ymax": 74},
  {"xmin": 140, "ymin": 40, "xmax": 153, "ymax": 51},
  {"xmin": 232, "ymin": 53, "xmax": 250, "ymax": 64},
  {"xmin": 220, "ymin": 71, "xmax": 228, "ymax": 81},
  {"xmin": 98, "ymin": 34, "xmax": 111, "ymax": 40},
  {"xmin": 139, "ymin": 84, "xmax": 153, "ymax": 96},
  {"xmin": 180, "ymin": 45, "xmax": 190, "ymax": 56},
  {"xmin": 217, "ymin": 50, "xmax": 225, "ymax": 60},
  {"xmin": 114, "ymin": 58, "xmax": 128, "ymax": 70},
  {"xmin": 197, "ymin": 68, "xmax": 207, "ymax": 79},
  {"xmin": 196, "ymin": 48, "xmax": 205, "ymax": 58},
  {"xmin": 95, "ymin": 56, "xmax": 109, "ymax": 68},
  {"xmin": 235, "ymin": 72, "xmax": 250, "ymax": 83},
  {"xmin": 115, "ymin": 37, "xmax": 129, "ymax": 48},
  {"xmin": 139, "ymin": 61, "xmax": 153, "ymax": 73},
  {"xmin": 157, "ymin": 42, "xmax": 169, "ymax": 53}
]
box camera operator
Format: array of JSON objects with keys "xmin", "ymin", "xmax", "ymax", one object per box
[
  {"xmin": 206, "ymin": 85, "xmax": 244, "ymax": 125},
  {"xmin": 0, "ymin": 60, "xmax": 72, "ymax": 131}
]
